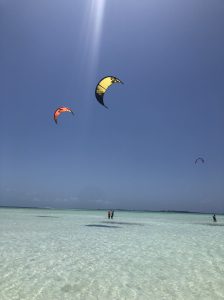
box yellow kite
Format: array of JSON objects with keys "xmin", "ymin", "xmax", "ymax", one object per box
[{"xmin": 95, "ymin": 76, "xmax": 123, "ymax": 108}]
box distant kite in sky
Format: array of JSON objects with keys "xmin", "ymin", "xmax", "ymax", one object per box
[
  {"xmin": 53, "ymin": 107, "xmax": 74, "ymax": 124},
  {"xmin": 195, "ymin": 157, "xmax": 205, "ymax": 164},
  {"xmin": 95, "ymin": 76, "xmax": 123, "ymax": 108}
]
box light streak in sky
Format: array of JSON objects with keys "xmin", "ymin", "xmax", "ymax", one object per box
[{"xmin": 81, "ymin": 0, "xmax": 106, "ymax": 75}]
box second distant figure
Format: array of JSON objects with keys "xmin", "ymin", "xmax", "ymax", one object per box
[{"xmin": 107, "ymin": 210, "xmax": 114, "ymax": 219}]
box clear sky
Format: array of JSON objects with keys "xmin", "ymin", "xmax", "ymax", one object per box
[{"xmin": 0, "ymin": 0, "xmax": 224, "ymax": 212}]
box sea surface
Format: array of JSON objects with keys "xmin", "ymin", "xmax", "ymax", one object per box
[{"xmin": 0, "ymin": 208, "xmax": 224, "ymax": 300}]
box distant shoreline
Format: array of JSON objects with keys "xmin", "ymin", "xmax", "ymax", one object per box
[{"xmin": 0, "ymin": 205, "xmax": 222, "ymax": 215}]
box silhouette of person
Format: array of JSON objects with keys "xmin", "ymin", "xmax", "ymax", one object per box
[
  {"xmin": 111, "ymin": 210, "xmax": 114, "ymax": 219},
  {"xmin": 108, "ymin": 210, "xmax": 111, "ymax": 219},
  {"xmin": 213, "ymin": 214, "xmax": 217, "ymax": 222}
]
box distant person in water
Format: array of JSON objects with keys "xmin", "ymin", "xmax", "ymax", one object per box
[
  {"xmin": 111, "ymin": 210, "xmax": 114, "ymax": 219},
  {"xmin": 213, "ymin": 214, "xmax": 217, "ymax": 222},
  {"xmin": 108, "ymin": 210, "xmax": 111, "ymax": 219}
]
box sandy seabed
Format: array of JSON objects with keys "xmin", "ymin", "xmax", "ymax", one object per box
[{"xmin": 0, "ymin": 208, "xmax": 224, "ymax": 300}]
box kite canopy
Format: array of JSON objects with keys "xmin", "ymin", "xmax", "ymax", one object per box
[
  {"xmin": 95, "ymin": 76, "xmax": 123, "ymax": 108},
  {"xmin": 53, "ymin": 107, "xmax": 74, "ymax": 124},
  {"xmin": 195, "ymin": 157, "xmax": 205, "ymax": 164}
]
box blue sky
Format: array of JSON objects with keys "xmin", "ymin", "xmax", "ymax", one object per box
[{"xmin": 0, "ymin": 0, "xmax": 224, "ymax": 212}]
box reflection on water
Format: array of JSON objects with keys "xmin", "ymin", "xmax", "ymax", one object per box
[
  {"xmin": 36, "ymin": 216, "xmax": 59, "ymax": 218},
  {"xmin": 102, "ymin": 221, "xmax": 144, "ymax": 226},
  {"xmin": 194, "ymin": 222, "xmax": 224, "ymax": 227},
  {"xmin": 85, "ymin": 224, "xmax": 121, "ymax": 228}
]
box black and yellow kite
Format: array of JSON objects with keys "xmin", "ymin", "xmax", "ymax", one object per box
[{"xmin": 95, "ymin": 76, "xmax": 123, "ymax": 108}]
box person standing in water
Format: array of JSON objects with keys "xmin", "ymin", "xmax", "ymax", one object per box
[
  {"xmin": 111, "ymin": 210, "xmax": 114, "ymax": 219},
  {"xmin": 108, "ymin": 210, "xmax": 111, "ymax": 219},
  {"xmin": 213, "ymin": 214, "xmax": 217, "ymax": 222}
]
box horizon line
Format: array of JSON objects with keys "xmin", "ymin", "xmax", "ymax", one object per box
[{"xmin": 0, "ymin": 205, "xmax": 222, "ymax": 215}]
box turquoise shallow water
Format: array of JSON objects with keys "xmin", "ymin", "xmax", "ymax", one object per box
[{"xmin": 0, "ymin": 208, "xmax": 224, "ymax": 300}]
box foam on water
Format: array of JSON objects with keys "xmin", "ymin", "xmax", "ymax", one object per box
[{"xmin": 0, "ymin": 208, "xmax": 224, "ymax": 300}]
